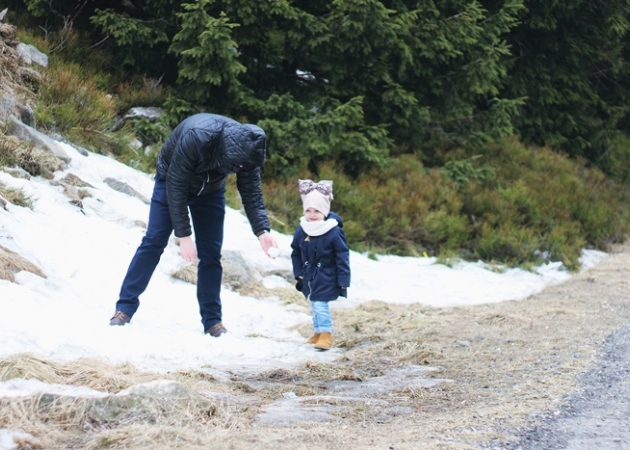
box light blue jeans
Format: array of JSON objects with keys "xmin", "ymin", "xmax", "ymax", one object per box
[{"xmin": 310, "ymin": 301, "xmax": 333, "ymax": 333}]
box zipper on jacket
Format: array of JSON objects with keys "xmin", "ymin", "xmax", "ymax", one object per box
[{"xmin": 197, "ymin": 173, "xmax": 210, "ymax": 196}]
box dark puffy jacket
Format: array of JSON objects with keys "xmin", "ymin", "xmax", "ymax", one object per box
[
  {"xmin": 156, "ymin": 113, "xmax": 270, "ymax": 238},
  {"xmin": 290, "ymin": 212, "xmax": 351, "ymax": 301}
]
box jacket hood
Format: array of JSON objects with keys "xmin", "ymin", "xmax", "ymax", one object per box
[
  {"xmin": 216, "ymin": 123, "xmax": 266, "ymax": 173},
  {"xmin": 327, "ymin": 211, "xmax": 344, "ymax": 227}
]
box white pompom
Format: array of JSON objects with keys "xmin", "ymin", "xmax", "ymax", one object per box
[{"xmin": 268, "ymin": 247, "xmax": 280, "ymax": 258}]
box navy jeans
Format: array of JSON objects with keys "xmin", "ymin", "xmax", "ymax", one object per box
[{"xmin": 115, "ymin": 174, "xmax": 225, "ymax": 331}]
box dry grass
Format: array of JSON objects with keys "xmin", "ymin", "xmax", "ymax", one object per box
[
  {"xmin": 0, "ymin": 354, "xmax": 257, "ymax": 449},
  {"xmin": 0, "ymin": 23, "xmax": 39, "ymax": 111},
  {"xmin": 1, "ymin": 125, "xmax": 64, "ymax": 179},
  {"xmin": 0, "ymin": 386, "xmax": 225, "ymax": 449},
  {"xmin": 171, "ymin": 263, "xmax": 197, "ymax": 284},
  {"xmin": 0, "ymin": 181, "xmax": 33, "ymax": 209},
  {"xmin": 2, "ymin": 243, "xmax": 630, "ymax": 449},
  {"xmin": 0, "ymin": 244, "xmax": 46, "ymax": 281},
  {"xmin": 0, "ymin": 354, "xmax": 161, "ymax": 391},
  {"xmin": 13, "ymin": 144, "xmax": 65, "ymax": 177}
]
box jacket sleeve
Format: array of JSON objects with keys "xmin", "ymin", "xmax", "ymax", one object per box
[
  {"xmin": 334, "ymin": 228, "xmax": 351, "ymax": 287},
  {"xmin": 290, "ymin": 228, "xmax": 304, "ymax": 279},
  {"xmin": 166, "ymin": 130, "xmax": 201, "ymax": 238},
  {"xmin": 236, "ymin": 167, "xmax": 271, "ymax": 235}
]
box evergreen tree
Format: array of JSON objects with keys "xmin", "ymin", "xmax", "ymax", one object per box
[
  {"xmin": 9, "ymin": 0, "xmax": 524, "ymax": 176},
  {"xmin": 501, "ymin": 0, "xmax": 630, "ymax": 164}
]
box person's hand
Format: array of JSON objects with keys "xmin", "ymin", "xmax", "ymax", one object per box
[
  {"xmin": 258, "ymin": 232, "xmax": 278, "ymax": 258},
  {"xmin": 295, "ymin": 279, "xmax": 303, "ymax": 292},
  {"xmin": 179, "ymin": 236, "xmax": 198, "ymax": 263}
]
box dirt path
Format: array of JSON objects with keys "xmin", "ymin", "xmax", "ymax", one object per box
[
  {"xmin": 483, "ymin": 244, "xmax": 630, "ymax": 450},
  {"xmin": 483, "ymin": 241, "xmax": 630, "ymax": 450},
  {"xmin": 221, "ymin": 241, "xmax": 630, "ymax": 449},
  {"xmin": 499, "ymin": 324, "xmax": 630, "ymax": 449}
]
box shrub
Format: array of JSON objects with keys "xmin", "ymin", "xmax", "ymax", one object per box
[
  {"xmin": 257, "ymin": 138, "xmax": 630, "ymax": 270},
  {"xmin": 132, "ymin": 118, "xmax": 169, "ymax": 146},
  {"xmin": 114, "ymin": 77, "xmax": 170, "ymax": 112},
  {"xmin": 464, "ymin": 137, "xmax": 630, "ymax": 267},
  {"xmin": 35, "ymin": 61, "xmax": 119, "ymax": 151}
]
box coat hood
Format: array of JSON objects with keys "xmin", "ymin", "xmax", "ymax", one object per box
[
  {"xmin": 215, "ymin": 123, "xmax": 266, "ymax": 174},
  {"xmin": 327, "ymin": 211, "xmax": 344, "ymax": 227}
]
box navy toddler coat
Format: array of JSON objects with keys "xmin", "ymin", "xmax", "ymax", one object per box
[{"xmin": 290, "ymin": 212, "xmax": 351, "ymax": 301}]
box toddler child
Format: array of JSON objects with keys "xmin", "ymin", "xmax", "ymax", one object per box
[{"xmin": 291, "ymin": 179, "xmax": 351, "ymax": 350}]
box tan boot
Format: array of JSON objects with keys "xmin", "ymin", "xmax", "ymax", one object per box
[
  {"xmin": 306, "ymin": 333, "xmax": 321, "ymax": 344},
  {"xmin": 314, "ymin": 332, "xmax": 333, "ymax": 350}
]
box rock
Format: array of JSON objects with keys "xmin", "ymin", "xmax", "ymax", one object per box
[
  {"xmin": 103, "ymin": 177, "xmax": 149, "ymax": 204},
  {"xmin": 1, "ymin": 167, "xmax": 31, "ymax": 180},
  {"xmin": 49, "ymin": 133, "xmax": 89, "ymax": 156},
  {"xmin": 59, "ymin": 173, "xmax": 94, "ymax": 188},
  {"xmin": 171, "ymin": 250, "xmax": 258, "ymax": 287},
  {"xmin": 117, "ymin": 380, "xmax": 188, "ymax": 397},
  {"xmin": 19, "ymin": 105, "xmax": 34, "ymax": 127},
  {"xmin": 0, "ymin": 93, "xmax": 18, "ymax": 124},
  {"xmin": 255, "ymin": 395, "xmax": 389, "ymax": 426},
  {"xmin": 129, "ymin": 138, "xmax": 142, "ymax": 150},
  {"xmin": 313, "ymin": 365, "xmax": 451, "ymax": 397},
  {"xmin": 7, "ymin": 116, "xmax": 71, "ymax": 164},
  {"xmin": 15, "ymin": 43, "xmax": 48, "ymax": 67},
  {"xmin": 111, "ymin": 106, "xmax": 164, "ymax": 131},
  {"xmin": 221, "ymin": 250, "xmax": 256, "ymax": 289}
]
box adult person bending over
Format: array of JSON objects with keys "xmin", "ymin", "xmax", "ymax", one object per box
[{"xmin": 109, "ymin": 113, "xmax": 277, "ymax": 337}]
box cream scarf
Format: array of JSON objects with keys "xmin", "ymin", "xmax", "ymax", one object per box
[{"xmin": 300, "ymin": 216, "xmax": 338, "ymax": 236}]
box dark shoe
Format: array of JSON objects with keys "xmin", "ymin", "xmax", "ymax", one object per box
[
  {"xmin": 205, "ymin": 323, "xmax": 227, "ymax": 337},
  {"xmin": 109, "ymin": 311, "xmax": 130, "ymax": 326}
]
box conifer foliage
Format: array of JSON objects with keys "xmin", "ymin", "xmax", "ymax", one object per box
[
  {"xmin": 502, "ymin": 0, "xmax": 630, "ymax": 164},
  {"xmin": 8, "ymin": 0, "xmax": 527, "ymax": 176},
  {"xmin": 6, "ymin": 0, "xmax": 630, "ymax": 265}
]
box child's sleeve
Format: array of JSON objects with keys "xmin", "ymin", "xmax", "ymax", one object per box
[
  {"xmin": 290, "ymin": 228, "xmax": 303, "ymax": 280},
  {"xmin": 334, "ymin": 228, "xmax": 351, "ymax": 288}
]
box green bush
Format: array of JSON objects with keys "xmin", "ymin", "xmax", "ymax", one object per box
[
  {"xmin": 257, "ymin": 138, "xmax": 630, "ymax": 270},
  {"xmin": 132, "ymin": 119, "xmax": 169, "ymax": 146},
  {"xmin": 463, "ymin": 137, "xmax": 630, "ymax": 267},
  {"xmin": 35, "ymin": 61, "xmax": 120, "ymax": 152}
]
